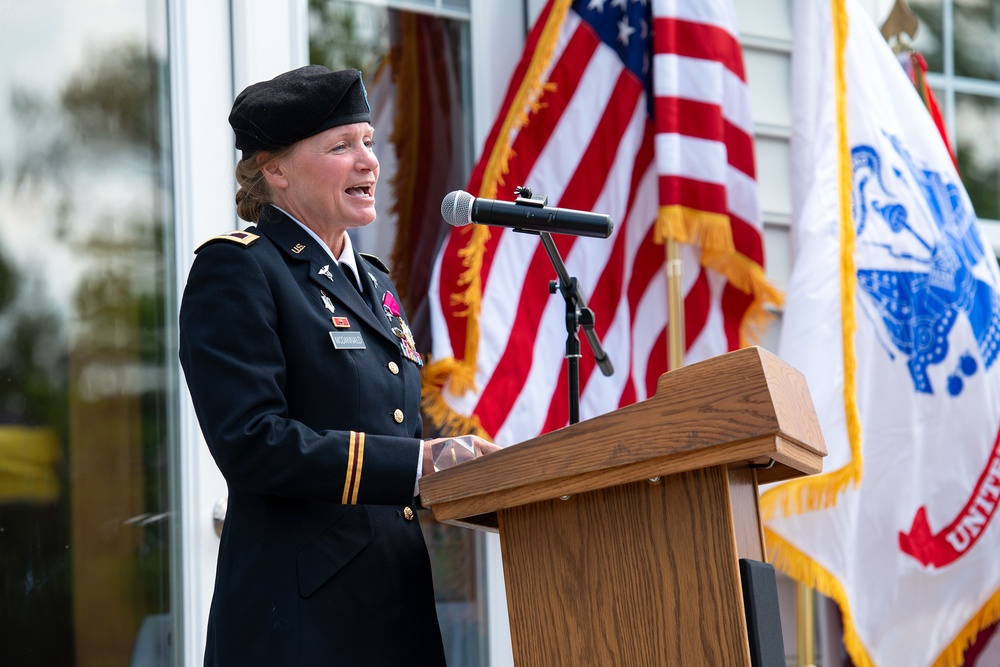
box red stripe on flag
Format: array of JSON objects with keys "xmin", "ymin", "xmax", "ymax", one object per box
[
  {"xmin": 729, "ymin": 211, "xmax": 765, "ymax": 265},
  {"xmin": 653, "ymin": 97, "xmax": 756, "ymax": 177},
  {"xmin": 645, "ymin": 325, "xmax": 669, "ymax": 397},
  {"xmin": 720, "ymin": 281, "xmax": 752, "ymax": 349},
  {"xmin": 685, "ymin": 267, "xmax": 712, "ymax": 351},
  {"xmin": 655, "ymin": 97, "xmax": 724, "ymax": 142},
  {"xmin": 652, "ymin": 17, "xmax": 746, "ymax": 80},
  {"xmin": 725, "ymin": 120, "xmax": 756, "ymax": 178},
  {"xmin": 629, "ymin": 222, "xmax": 668, "ymax": 322},
  {"xmin": 658, "ymin": 175, "xmax": 729, "ymax": 215}
]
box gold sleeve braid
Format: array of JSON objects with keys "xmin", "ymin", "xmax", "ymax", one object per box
[{"xmin": 341, "ymin": 431, "xmax": 365, "ymax": 504}]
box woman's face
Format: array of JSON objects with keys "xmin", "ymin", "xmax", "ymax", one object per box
[{"xmin": 271, "ymin": 121, "xmax": 379, "ymax": 233}]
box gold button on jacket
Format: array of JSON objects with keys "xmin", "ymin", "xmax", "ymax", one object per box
[
  {"xmin": 393, "ymin": 409, "xmax": 404, "ymax": 423},
  {"xmin": 388, "ymin": 361, "xmax": 399, "ymax": 375}
]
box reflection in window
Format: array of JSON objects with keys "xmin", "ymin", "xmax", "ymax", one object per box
[
  {"xmin": 309, "ymin": 2, "xmax": 485, "ymax": 665},
  {"xmin": 0, "ymin": 2, "xmax": 173, "ymax": 664},
  {"xmin": 905, "ymin": 0, "xmax": 1000, "ymax": 227},
  {"xmin": 956, "ymin": 93, "xmax": 1000, "ymax": 220},
  {"xmin": 954, "ymin": 0, "xmax": 1000, "ymax": 81},
  {"xmin": 909, "ymin": 0, "xmax": 1000, "ymax": 80},
  {"xmin": 908, "ymin": 0, "xmax": 944, "ymax": 74}
]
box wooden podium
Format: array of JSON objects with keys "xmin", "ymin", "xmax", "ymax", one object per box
[{"xmin": 420, "ymin": 346, "xmax": 826, "ymax": 666}]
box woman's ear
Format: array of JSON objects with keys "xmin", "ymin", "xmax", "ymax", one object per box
[{"xmin": 259, "ymin": 154, "xmax": 289, "ymax": 190}]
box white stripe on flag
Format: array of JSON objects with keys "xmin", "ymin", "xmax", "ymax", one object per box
[
  {"xmin": 652, "ymin": 0, "xmax": 740, "ymax": 35},
  {"xmin": 655, "ymin": 133, "xmax": 728, "ymax": 184}
]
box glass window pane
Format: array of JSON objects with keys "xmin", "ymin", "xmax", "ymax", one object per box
[
  {"xmin": 309, "ymin": 2, "xmax": 484, "ymax": 665},
  {"xmin": 956, "ymin": 92, "xmax": 1000, "ymax": 221},
  {"xmin": 954, "ymin": 0, "xmax": 1000, "ymax": 80},
  {"xmin": 441, "ymin": 0, "xmax": 471, "ymax": 13},
  {"xmin": 0, "ymin": 1, "xmax": 173, "ymax": 664},
  {"xmin": 908, "ymin": 0, "xmax": 944, "ymax": 73}
]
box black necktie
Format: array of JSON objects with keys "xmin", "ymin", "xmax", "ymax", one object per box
[
  {"xmin": 340, "ymin": 262, "xmax": 371, "ymax": 308},
  {"xmin": 339, "ymin": 262, "xmax": 361, "ymax": 293}
]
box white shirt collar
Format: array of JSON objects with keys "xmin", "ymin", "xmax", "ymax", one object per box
[{"xmin": 272, "ymin": 205, "xmax": 363, "ymax": 290}]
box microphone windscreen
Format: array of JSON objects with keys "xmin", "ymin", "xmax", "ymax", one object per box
[{"xmin": 440, "ymin": 190, "xmax": 474, "ymax": 227}]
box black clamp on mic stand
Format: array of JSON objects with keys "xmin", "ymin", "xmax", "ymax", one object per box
[{"xmin": 512, "ymin": 186, "xmax": 615, "ymax": 425}]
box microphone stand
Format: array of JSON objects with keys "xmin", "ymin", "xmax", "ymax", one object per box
[{"xmin": 512, "ymin": 187, "xmax": 614, "ymax": 425}]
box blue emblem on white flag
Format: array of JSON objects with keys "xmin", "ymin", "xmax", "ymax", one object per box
[{"xmin": 851, "ymin": 133, "xmax": 1000, "ymax": 396}]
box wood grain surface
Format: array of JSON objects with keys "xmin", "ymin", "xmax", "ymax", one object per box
[
  {"xmin": 499, "ymin": 466, "xmax": 754, "ymax": 666},
  {"xmin": 421, "ymin": 346, "xmax": 826, "ymax": 529}
]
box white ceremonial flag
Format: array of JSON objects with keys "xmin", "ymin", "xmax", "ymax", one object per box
[{"xmin": 762, "ymin": 0, "xmax": 1000, "ymax": 665}]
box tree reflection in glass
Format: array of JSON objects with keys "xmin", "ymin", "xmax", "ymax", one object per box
[{"xmin": 0, "ymin": 5, "xmax": 172, "ymax": 664}]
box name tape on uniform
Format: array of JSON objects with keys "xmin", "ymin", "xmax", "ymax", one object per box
[{"xmin": 329, "ymin": 331, "xmax": 365, "ymax": 350}]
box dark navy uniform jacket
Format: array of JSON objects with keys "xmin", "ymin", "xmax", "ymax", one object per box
[{"xmin": 179, "ymin": 206, "xmax": 446, "ymax": 666}]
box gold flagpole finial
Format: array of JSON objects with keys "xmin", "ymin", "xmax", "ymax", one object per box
[{"xmin": 880, "ymin": 0, "xmax": 919, "ymax": 53}]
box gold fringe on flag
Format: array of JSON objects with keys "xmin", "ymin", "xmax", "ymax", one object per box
[
  {"xmin": 767, "ymin": 525, "xmax": 1000, "ymax": 667},
  {"xmin": 420, "ymin": 0, "xmax": 573, "ymax": 437},
  {"xmin": 764, "ymin": 527, "xmax": 877, "ymax": 667},
  {"xmin": 655, "ymin": 205, "xmax": 734, "ymax": 253},
  {"xmin": 655, "ymin": 204, "xmax": 786, "ymax": 349},
  {"xmin": 932, "ymin": 588, "xmax": 1000, "ymax": 667},
  {"xmin": 701, "ymin": 246, "xmax": 785, "ymax": 346}
]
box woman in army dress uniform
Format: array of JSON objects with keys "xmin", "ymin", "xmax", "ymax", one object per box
[{"xmin": 179, "ymin": 65, "xmax": 498, "ymax": 667}]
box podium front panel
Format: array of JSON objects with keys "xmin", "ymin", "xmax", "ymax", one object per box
[{"xmin": 497, "ymin": 464, "xmax": 754, "ymax": 667}]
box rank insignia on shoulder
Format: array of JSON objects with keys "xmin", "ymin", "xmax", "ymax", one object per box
[{"xmin": 195, "ymin": 230, "xmax": 260, "ymax": 254}]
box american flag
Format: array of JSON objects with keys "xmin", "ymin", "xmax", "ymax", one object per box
[{"xmin": 423, "ymin": 0, "xmax": 777, "ymax": 444}]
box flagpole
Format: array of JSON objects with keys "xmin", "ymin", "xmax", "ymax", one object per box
[
  {"xmin": 666, "ymin": 239, "xmax": 685, "ymax": 370},
  {"xmin": 797, "ymin": 583, "xmax": 816, "ymax": 667}
]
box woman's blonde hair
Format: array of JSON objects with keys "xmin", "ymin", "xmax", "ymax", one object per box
[{"xmin": 234, "ymin": 147, "xmax": 293, "ymax": 222}]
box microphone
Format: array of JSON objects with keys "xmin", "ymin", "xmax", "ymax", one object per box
[{"xmin": 441, "ymin": 190, "xmax": 614, "ymax": 239}]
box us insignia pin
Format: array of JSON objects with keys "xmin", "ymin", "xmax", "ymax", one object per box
[{"xmin": 291, "ymin": 243, "xmax": 306, "ymax": 254}]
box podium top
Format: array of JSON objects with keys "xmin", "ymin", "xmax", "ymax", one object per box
[{"xmin": 420, "ymin": 346, "xmax": 826, "ymax": 530}]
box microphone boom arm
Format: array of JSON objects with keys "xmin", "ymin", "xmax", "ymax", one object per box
[{"xmin": 512, "ymin": 187, "xmax": 614, "ymax": 425}]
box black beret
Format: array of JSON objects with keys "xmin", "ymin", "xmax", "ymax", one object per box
[{"xmin": 229, "ymin": 65, "xmax": 371, "ymax": 153}]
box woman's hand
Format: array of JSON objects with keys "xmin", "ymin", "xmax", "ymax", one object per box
[{"xmin": 422, "ymin": 435, "xmax": 502, "ymax": 476}]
